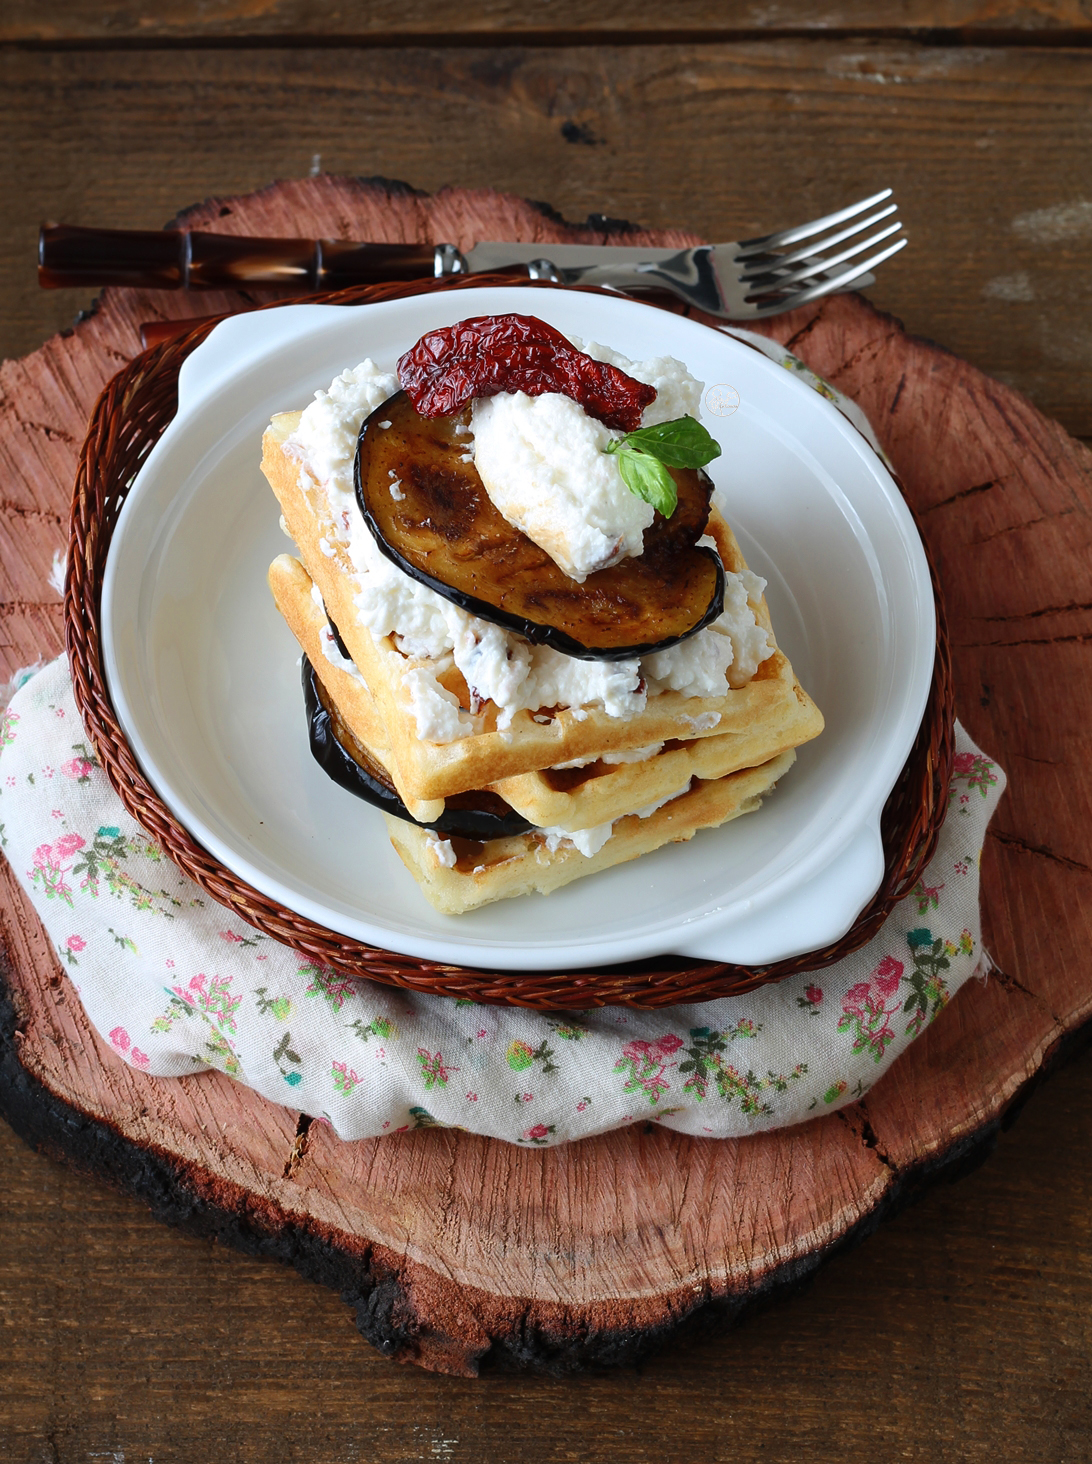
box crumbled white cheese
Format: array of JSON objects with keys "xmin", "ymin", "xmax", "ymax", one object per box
[
  {"xmin": 401, "ymin": 664, "xmax": 477, "ymax": 743},
  {"xmin": 632, "ymin": 779, "xmax": 693, "ymax": 819},
  {"xmin": 388, "ymin": 479, "xmax": 405, "ymax": 501},
  {"xmin": 318, "ymin": 535, "xmax": 337, "ymax": 558},
  {"xmin": 284, "ymin": 357, "xmax": 773, "ymax": 745},
  {"xmin": 292, "ymin": 362, "xmax": 399, "ymax": 487},
  {"xmin": 309, "ymin": 584, "xmax": 367, "ymax": 685},
  {"xmin": 603, "ymin": 742, "xmax": 666, "ymax": 764},
  {"xmin": 552, "ymin": 742, "xmax": 664, "ymax": 771},
  {"xmin": 426, "ymin": 833, "xmax": 457, "ymax": 867},
  {"xmin": 319, "ymin": 624, "xmax": 366, "ymax": 684},
  {"xmin": 541, "ymin": 821, "xmax": 614, "ymax": 858},
  {"xmin": 678, "ymin": 712, "xmax": 722, "ymax": 734}
]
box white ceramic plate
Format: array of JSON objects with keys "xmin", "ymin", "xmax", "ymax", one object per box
[{"xmin": 102, "ymin": 290, "xmax": 934, "ymax": 972}]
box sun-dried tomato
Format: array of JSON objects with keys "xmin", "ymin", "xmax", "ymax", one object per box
[{"xmin": 396, "ymin": 313, "xmax": 657, "ymax": 431}]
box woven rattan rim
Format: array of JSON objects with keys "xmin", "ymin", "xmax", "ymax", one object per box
[{"xmin": 66, "ymin": 275, "xmax": 954, "ymax": 1008}]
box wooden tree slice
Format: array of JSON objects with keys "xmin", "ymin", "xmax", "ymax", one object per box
[{"xmin": 2, "ymin": 176, "xmax": 1091, "ymax": 1374}]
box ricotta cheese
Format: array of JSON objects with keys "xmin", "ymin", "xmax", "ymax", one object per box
[
  {"xmin": 542, "ymin": 821, "xmax": 614, "ymax": 858},
  {"xmin": 425, "ymin": 833, "xmax": 457, "ymax": 868},
  {"xmin": 470, "ymin": 340, "xmax": 703, "ymax": 581}
]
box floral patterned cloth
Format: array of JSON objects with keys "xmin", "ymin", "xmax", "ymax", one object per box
[{"xmin": 0, "ymin": 656, "xmax": 1005, "ymax": 1147}]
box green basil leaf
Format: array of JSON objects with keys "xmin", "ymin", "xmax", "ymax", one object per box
[
  {"xmin": 617, "ymin": 415, "xmax": 722, "ymax": 469},
  {"xmin": 614, "ymin": 449, "xmax": 678, "ymax": 518}
]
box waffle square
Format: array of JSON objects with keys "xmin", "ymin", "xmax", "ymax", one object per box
[
  {"xmin": 269, "ymin": 552, "xmax": 820, "ymax": 834},
  {"xmin": 383, "ymin": 750, "xmax": 796, "ymax": 915}
]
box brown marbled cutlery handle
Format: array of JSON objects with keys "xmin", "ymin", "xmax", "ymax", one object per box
[{"xmin": 38, "ymin": 224, "xmax": 444, "ymax": 290}]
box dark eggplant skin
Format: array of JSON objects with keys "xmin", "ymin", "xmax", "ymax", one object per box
[
  {"xmin": 325, "ymin": 614, "xmax": 354, "ymax": 662},
  {"xmin": 302, "ymin": 656, "xmax": 533, "ymax": 841},
  {"xmin": 353, "ymin": 390, "xmax": 725, "ymax": 663}
]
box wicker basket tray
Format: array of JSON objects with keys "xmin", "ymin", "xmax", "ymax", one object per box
[{"xmin": 65, "ymin": 274, "xmax": 954, "ymax": 1008}]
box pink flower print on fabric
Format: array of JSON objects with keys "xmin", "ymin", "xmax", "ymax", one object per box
[
  {"xmin": 331, "ymin": 1060, "xmax": 361, "ymax": 1096},
  {"xmin": 614, "ymin": 1032, "xmax": 683, "ymax": 1106},
  {"xmin": 797, "ymin": 983, "xmax": 823, "ymax": 1015},
  {"xmin": 62, "ymin": 931, "xmax": 86, "ymax": 966},
  {"xmin": 61, "ymin": 756, "xmax": 93, "ymax": 781},
  {"xmin": 416, "ymin": 1048, "xmax": 457, "ymax": 1089},
  {"xmin": 301, "ymin": 964, "xmax": 358, "ymax": 1010},
  {"xmin": 913, "ymin": 879, "xmax": 944, "ymax": 914},
  {"xmin": 872, "ymin": 954, "xmax": 904, "ymax": 1000},
  {"xmin": 29, "ymin": 832, "xmax": 85, "ymax": 906},
  {"xmin": 108, "ymin": 1026, "xmax": 149, "ymax": 1068},
  {"xmin": 949, "ymin": 751, "xmax": 998, "ymax": 801},
  {"xmin": 172, "ymin": 972, "xmax": 242, "ymax": 1033},
  {"xmin": 838, "ymin": 957, "xmax": 904, "ymax": 1063},
  {"xmin": 522, "ymin": 1123, "xmax": 556, "ymax": 1145}
]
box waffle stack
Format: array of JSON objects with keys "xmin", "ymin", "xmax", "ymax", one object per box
[{"xmin": 262, "ymin": 406, "xmax": 824, "ymax": 915}]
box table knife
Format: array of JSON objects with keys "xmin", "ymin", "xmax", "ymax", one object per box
[{"xmin": 38, "ymin": 225, "xmax": 683, "ymax": 291}]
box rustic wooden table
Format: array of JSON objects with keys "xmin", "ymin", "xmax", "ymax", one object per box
[{"xmin": 3, "ymin": 4, "xmax": 1092, "ymax": 1460}]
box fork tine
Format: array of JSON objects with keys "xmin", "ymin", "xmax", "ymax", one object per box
[
  {"xmin": 738, "ymin": 204, "xmax": 898, "ymax": 280},
  {"xmin": 748, "ymin": 236, "xmax": 908, "ymax": 317},
  {"xmin": 743, "ymin": 222, "xmax": 903, "ymax": 296},
  {"xmin": 734, "ymin": 188, "xmax": 893, "ymax": 256}
]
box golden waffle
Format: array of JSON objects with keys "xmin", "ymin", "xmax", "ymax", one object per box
[
  {"xmin": 270, "ymin": 551, "xmax": 821, "ymax": 832},
  {"xmin": 384, "ymin": 750, "xmax": 796, "ymax": 915},
  {"xmin": 262, "ymin": 412, "xmax": 823, "ymax": 804}
]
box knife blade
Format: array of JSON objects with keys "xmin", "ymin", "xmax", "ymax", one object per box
[{"xmin": 464, "ymin": 241, "xmax": 682, "ymax": 272}]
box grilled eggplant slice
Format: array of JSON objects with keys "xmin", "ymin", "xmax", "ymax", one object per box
[
  {"xmin": 354, "ymin": 390, "xmax": 724, "ymax": 662},
  {"xmin": 303, "ymin": 656, "xmax": 533, "ymax": 841}
]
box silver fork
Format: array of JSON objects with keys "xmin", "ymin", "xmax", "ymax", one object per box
[{"xmin": 473, "ymin": 189, "xmax": 907, "ymax": 321}]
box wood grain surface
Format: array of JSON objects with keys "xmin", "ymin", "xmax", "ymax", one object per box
[
  {"xmin": 4, "ymin": 4, "xmax": 1092, "ymax": 1460},
  {"xmin": 5, "ymin": 0, "xmax": 1092, "ymax": 42},
  {"xmin": 4, "ymin": 1058, "xmax": 1091, "ymax": 1463},
  {"xmin": 4, "ymin": 36, "xmax": 1092, "ymax": 439}
]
